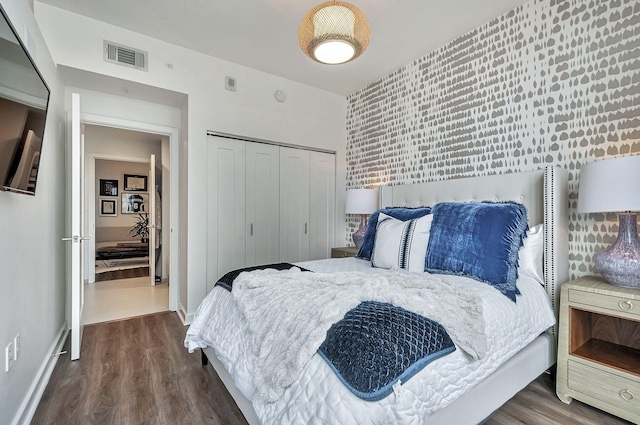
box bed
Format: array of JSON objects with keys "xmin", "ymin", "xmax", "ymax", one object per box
[
  {"xmin": 94, "ymin": 227, "xmax": 149, "ymax": 262},
  {"xmin": 185, "ymin": 166, "xmax": 569, "ymax": 424}
]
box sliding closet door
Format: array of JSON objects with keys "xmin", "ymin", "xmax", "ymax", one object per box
[
  {"xmin": 246, "ymin": 142, "xmax": 280, "ymax": 265},
  {"xmin": 309, "ymin": 151, "xmax": 336, "ymax": 260},
  {"xmin": 208, "ymin": 136, "xmax": 246, "ymax": 280},
  {"xmin": 280, "ymin": 147, "xmax": 310, "ymax": 262}
]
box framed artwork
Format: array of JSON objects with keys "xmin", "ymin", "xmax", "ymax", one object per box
[
  {"xmin": 99, "ymin": 179, "xmax": 118, "ymax": 196},
  {"xmin": 99, "ymin": 199, "xmax": 117, "ymax": 216},
  {"xmin": 121, "ymin": 192, "xmax": 149, "ymax": 214},
  {"xmin": 124, "ymin": 174, "xmax": 147, "ymax": 191}
]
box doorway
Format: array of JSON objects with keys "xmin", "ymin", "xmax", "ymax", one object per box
[{"xmin": 83, "ymin": 125, "xmax": 171, "ymax": 324}]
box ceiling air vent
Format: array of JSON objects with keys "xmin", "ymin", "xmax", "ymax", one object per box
[{"xmin": 103, "ymin": 41, "xmax": 148, "ymax": 71}]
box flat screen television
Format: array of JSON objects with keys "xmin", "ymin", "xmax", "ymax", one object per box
[{"xmin": 0, "ymin": 4, "xmax": 50, "ymax": 195}]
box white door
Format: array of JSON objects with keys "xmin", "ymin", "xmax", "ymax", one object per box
[
  {"xmin": 309, "ymin": 151, "xmax": 336, "ymax": 260},
  {"xmin": 280, "ymin": 147, "xmax": 310, "ymax": 262},
  {"xmin": 246, "ymin": 142, "xmax": 280, "ymax": 265},
  {"xmin": 207, "ymin": 136, "xmax": 246, "ymax": 280},
  {"xmin": 65, "ymin": 93, "xmax": 86, "ymax": 361},
  {"xmin": 148, "ymin": 154, "xmax": 156, "ymax": 286}
]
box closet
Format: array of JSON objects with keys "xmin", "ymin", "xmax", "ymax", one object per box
[{"xmin": 207, "ymin": 135, "xmax": 336, "ymax": 285}]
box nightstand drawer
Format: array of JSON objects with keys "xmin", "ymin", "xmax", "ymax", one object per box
[
  {"xmin": 569, "ymin": 289, "xmax": 640, "ymax": 318},
  {"xmin": 568, "ymin": 360, "xmax": 639, "ymax": 415}
]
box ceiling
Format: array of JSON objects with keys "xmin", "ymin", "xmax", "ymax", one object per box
[{"xmin": 37, "ymin": 0, "xmax": 529, "ymax": 96}]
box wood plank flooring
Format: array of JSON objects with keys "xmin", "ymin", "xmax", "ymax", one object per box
[
  {"xmin": 33, "ymin": 312, "xmax": 632, "ymax": 425},
  {"xmin": 32, "ymin": 312, "xmax": 246, "ymax": 425}
]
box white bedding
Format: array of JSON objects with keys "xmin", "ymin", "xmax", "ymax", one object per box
[{"xmin": 185, "ymin": 257, "xmax": 556, "ymax": 424}]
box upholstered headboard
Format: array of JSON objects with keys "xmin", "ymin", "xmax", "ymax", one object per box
[{"xmin": 379, "ymin": 166, "xmax": 569, "ymax": 331}]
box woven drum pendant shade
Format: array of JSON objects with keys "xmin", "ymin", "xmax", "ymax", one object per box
[{"xmin": 298, "ymin": 1, "xmax": 370, "ymax": 64}]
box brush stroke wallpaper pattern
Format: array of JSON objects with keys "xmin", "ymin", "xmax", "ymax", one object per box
[{"xmin": 345, "ymin": 0, "xmax": 640, "ymax": 280}]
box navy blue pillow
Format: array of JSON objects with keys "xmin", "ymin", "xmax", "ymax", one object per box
[
  {"xmin": 356, "ymin": 207, "xmax": 431, "ymax": 260},
  {"xmin": 425, "ymin": 202, "xmax": 529, "ymax": 302}
]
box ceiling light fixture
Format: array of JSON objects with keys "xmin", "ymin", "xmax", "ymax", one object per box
[{"xmin": 298, "ymin": 1, "xmax": 370, "ymax": 65}]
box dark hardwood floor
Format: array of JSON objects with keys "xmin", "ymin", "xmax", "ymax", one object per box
[
  {"xmin": 32, "ymin": 312, "xmax": 246, "ymax": 425},
  {"xmin": 33, "ymin": 312, "xmax": 632, "ymax": 425}
]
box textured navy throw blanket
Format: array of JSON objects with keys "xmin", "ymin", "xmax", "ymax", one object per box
[
  {"xmin": 217, "ymin": 265, "xmax": 456, "ymax": 401},
  {"xmin": 318, "ymin": 301, "xmax": 455, "ymax": 401},
  {"xmin": 215, "ymin": 263, "xmax": 310, "ymax": 291}
]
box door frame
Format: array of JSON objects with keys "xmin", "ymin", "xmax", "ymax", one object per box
[{"xmin": 80, "ymin": 113, "xmax": 180, "ymax": 312}]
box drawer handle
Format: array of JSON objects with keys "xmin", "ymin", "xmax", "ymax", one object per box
[
  {"xmin": 619, "ymin": 300, "xmax": 633, "ymax": 311},
  {"xmin": 620, "ymin": 389, "xmax": 634, "ymax": 401}
]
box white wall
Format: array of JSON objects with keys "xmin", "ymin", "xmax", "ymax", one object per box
[
  {"xmin": 0, "ymin": 0, "xmax": 66, "ymax": 424},
  {"xmin": 35, "ymin": 2, "xmax": 347, "ymax": 322},
  {"xmin": 94, "ymin": 159, "xmax": 151, "ymax": 229}
]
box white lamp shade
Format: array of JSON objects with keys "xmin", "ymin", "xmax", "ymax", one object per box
[
  {"xmin": 345, "ymin": 188, "xmax": 378, "ymax": 214},
  {"xmin": 578, "ymin": 155, "xmax": 640, "ymax": 213}
]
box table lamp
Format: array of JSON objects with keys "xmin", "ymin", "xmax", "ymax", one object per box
[
  {"xmin": 345, "ymin": 188, "xmax": 378, "ymax": 249},
  {"xmin": 578, "ymin": 155, "xmax": 640, "ymax": 288}
]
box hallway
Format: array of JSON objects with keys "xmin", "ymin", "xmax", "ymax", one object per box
[{"xmin": 84, "ymin": 277, "xmax": 169, "ymax": 325}]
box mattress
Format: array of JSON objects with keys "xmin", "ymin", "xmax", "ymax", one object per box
[{"xmin": 185, "ymin": 257, "xmax": 556, "ymax": 424}]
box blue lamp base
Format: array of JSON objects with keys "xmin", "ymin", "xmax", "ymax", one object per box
[{"xmin": 595, "ymin": 213, "xmax": 640, "ymax": 289}]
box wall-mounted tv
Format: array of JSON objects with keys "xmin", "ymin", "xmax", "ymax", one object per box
[{"xmin": 0, "ymin": 4, "xmax": 50, "ymax": 196}]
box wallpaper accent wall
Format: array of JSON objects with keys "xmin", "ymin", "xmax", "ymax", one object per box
[{"xmin": 345, "ymin": 0, "xmax": 640, "ymax": 279}]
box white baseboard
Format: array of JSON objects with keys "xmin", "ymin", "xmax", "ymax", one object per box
[
  {"xmin": 13, "ymin": 322, "xmax": 68, "ymax": 425},
  {"xmin": 177, "ymin": 301, "xmax": 193, "ymax": 325}
]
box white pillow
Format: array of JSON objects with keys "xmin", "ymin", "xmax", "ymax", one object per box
[
  {"xmin": 371, "ymin": 213, "xmax": 433, "ymax": 272},
  {"xmin": 519, "ymin": 224, "xmax": 544, "ymax": 284}
]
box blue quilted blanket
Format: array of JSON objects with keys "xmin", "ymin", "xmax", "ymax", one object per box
[
  {"xmin": 318, "ymin": 301, "xmax": 455, "ymax": 401},
  {"xmin": 217, "ymin": 265, "xmax": 456, "ymax": 401}
]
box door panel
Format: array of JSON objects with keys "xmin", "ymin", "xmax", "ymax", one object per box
[
  {"xmin": 149, "ymin": 153, "xmax": 156, "ymax": 286},
  {"xmin": 208, "ymin": 136, "xmax": 246, "ymax": 280},
  {"xmin": 246, "ymin": 143, "xmax": 280, "ymax": 265},
  {"xmin": 67, "ymin": 93, "xmax": 85, "ymax": 361},
  {"xmin": 280, "ymin": 147, "xmax": 310, "ymax": 262},
  {"xmin": 309, "ymin": 151, "xmax": 336, "ymax": 260}
]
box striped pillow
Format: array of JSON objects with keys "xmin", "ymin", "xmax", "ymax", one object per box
[{"xmin": 371, "ymin": 213, "xmax": 433, "ymax": 272}]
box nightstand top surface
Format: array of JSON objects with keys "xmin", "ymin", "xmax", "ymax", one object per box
[{"xmin": 565, "ymin": 275, "xmax": 640, "ymax": 299}]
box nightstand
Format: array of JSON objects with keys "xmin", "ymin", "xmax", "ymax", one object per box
[
  {"xmin": 556, "ymin": 276, "xmax": 640, "ymax": 423},
  {"xmin": 331, "ymin": 246, "xmax": 359, "ymax": 258}
]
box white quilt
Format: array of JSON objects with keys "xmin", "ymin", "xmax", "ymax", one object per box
[
  {"xmin": 185, "ymin": 258, "xmax": 556, "ymax": 424},
  {"xmin": 232, "ymin": 267, "xmax": 485, "ymax": 402}
]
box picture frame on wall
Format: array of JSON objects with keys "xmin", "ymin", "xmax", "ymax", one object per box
[
  {"xmin": 99, "ymin": 179, "xmax": 118, "ymax": 196},
  {"xmin": 124, "ymin": 174, "xmax": 147, "ymax": 191},
  {"xmin": 121, "ymin": 192, "xmax": 149, "ymax": 214},
  {"xmin": 99, "ymin": 199, "xmax": 117, "ymax": 216}
]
